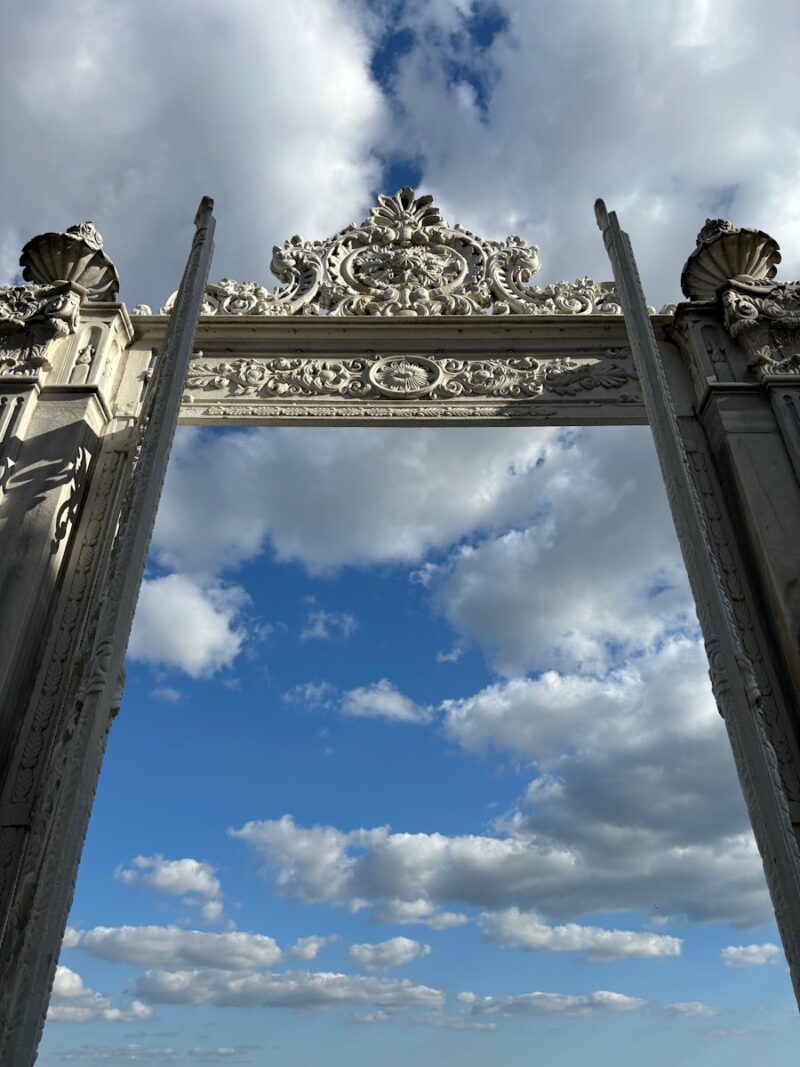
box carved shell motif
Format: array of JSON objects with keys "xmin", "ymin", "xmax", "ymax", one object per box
[
  {"xmin": 19, "ymin": 222, "xmax": 120, "ymax": 301},
  {"xmin": 681, "ymin": 218, "xmax": 781, "ymax": 301}
]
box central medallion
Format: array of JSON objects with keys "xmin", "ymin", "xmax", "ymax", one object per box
[{"xmin": 368, "ymin": 355, "xmax": 442, "ymax": 397}]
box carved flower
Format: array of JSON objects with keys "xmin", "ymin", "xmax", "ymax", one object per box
[{"xmin": 371, "ymin": 357, "xmax": 436, "ymax": 395}]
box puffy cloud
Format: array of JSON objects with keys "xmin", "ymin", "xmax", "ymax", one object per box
[
  {"xmin": 153, "ymin": 427, "xmax": 555, "ymax": 576},
  {"xmin": 129, "ymin": 575, "xmax": 246, "ymax": 677},
  {"xmin": 132, "ymin": 967, "xmax": 444, "ymax": 1012},
  {"xmin": 114, "ymin": 855, "xmax": 222, "ymax": 898},
  {"xmin": 373, "ymin": 898, "xmax": 468, "ymax": 930},
  {"xmin": 721, "ymin": 943, "xmax": 782, "ymax": 968},
  {"xmin": 71, "ymin": 925, "xmax": 282, "ymax": 970},
  {"xmin": 425, "ymin": 427, "xmax": 692, "ymax": 677},
  {"xmin": 47, "ymin": 966, "xmax": 152, "ymax": 1025},
  {"xmin": 300, "ymin": 608, "xmax": 358, "ymax": 642},
  {"xmin": 2, "ymin": 0, "xmax": 387, "ymax": 308},
  {"xmin": 478, "ymin": 907, "xmax": 680, "ymax": 961},
  {"xmin": 288, "ymin": 935, "xmax": 337, "ymax": 961},
  {"xmin": 231, "ymin": 803, "xmax": 768, "ymax": 928},
  {"xmin": 341, "ymin": 680, "xmax": 432, "ymax": 724},
  {"xmin": 384, "ymin": 0, "xmax": 800, "ymax": 306},
  {"xmin": 349, "ymin": 937, "xmax": 431, "ymax": 971}
]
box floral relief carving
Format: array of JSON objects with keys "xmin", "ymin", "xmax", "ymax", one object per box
[
  {"xmin": 0, "ymin": 284, "xmax": 82, "ymax": 376},
  {"xmin": 721, "ymin": 280, "xmax": 800, "ymax": 379},
  {"xmin": 183, "ymin": 349, "xmax": 636, "ymax": 405},
  {"xmin": 161, "ymin": 188, "xmax": 667, "ymax": 319}
]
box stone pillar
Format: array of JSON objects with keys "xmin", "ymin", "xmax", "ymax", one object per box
[
  {"xmin": 597, "ymin": 203, "xmax": 800, "ymax": 1009},
  {"xmin": 0, "ymin": 201, "xmax": 215, "ymax": 1067}
]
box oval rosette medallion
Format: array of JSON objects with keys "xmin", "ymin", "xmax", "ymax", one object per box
[{"xmin": 368, "ymin": 355, "xmax": 442, "ymax": 397}]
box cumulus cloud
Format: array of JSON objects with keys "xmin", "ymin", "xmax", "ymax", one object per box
[
  {"xmin": 153, "ymin": 427, "xmax": 554, "ymax": 577},
  {"xmin": 288, "ymin": 935, "xmax": 337, "ymax": 961},
  {"xmin": 132, "ymin": 968, "xmax": 444, "ymax": 1012},
  {"xmin": 114, "ymin": 855, "xmax": 222, "ymax": 899},
  {"xmin": 478, "ymin": 907, "xmax": 681, "ymax": 961},
  {"xmin": 230, "ymin": 803, "xmax": 767, "ymax": 928},
  {"xmin": 282, "ymin": 681, "xmax": 337, "ymax": 709},
  {"xmin": 47, "ymin": 966, "xmax": 152, "ymax": 1025},
  {"xmin": 373, "ymin": 898, "xmax": 469, "ymax": 930},
  {"xmin": 70, "ymin": 925, "xmax": 282, "ymax": 970},
  {"xmin": 721, "ymin": 943, "xmax": 782, "ymax": 968},
  {"xmin": 384, "ymin": 0, "xmax": 800, "ymax": 306},
  {"xmin": 129, "ymin": 575, "xmax": 246, "ymax": 677},
  {"xmin": 341, "ymin": 680, "xmax": 433, "ymax": 724},
  {"xmin": 349, "ymin": 937, "xmax": 431, "ymax": 971},
  {"xmin": 461, "ymin": 988, "xmax": 649, "ymax": 1018},
  {"xmin": 1, "ymin": 0, "xmax": 387, "ymax": 308}
]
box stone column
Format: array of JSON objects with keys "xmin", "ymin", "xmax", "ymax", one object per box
[
  {"xmin": 0, "ymin": 200, "xmax": 215, "ymax": 1067},
  {"xmin": 597, "ymin": 203, "xmax": 800, "ymax": 1009}
]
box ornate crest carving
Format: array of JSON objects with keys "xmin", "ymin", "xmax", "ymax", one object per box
[
  {"xmin": 161, "ymin": 188, "xmax": 655, "ymax": 318},
  {"xmin": 721, "ymin": 279, "xmax": 800, "ymax": 379}
]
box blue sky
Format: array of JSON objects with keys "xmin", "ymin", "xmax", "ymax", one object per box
[{"xmin": 3, "ymin": 1, "xmax": 800, "ymax": 1064}]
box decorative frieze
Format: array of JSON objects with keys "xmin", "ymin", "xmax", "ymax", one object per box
[{"xmin": 182, "ymin": 349, "xmax": 636, "ymax": 403}]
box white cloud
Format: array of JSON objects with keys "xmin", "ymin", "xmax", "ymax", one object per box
[
  {"xmin": 373, "ymin": 898, "xmax": 469, "ymax": 930},
  {"xmin": 478, "ymin": 907, "xmax": 681, "ymax": 961},
  {"xmin": 288, "ymin": 935, "xmax": 337, "ymax": 961},
  {"xmin": 721, "ymin": 943, "xmax": 782, "ymax": 968},
  {"xmin": 231, "ymin": 802, "xmax": 768, "ymax": 929},
  {"xmin": 385, "ymin": 0, "xmax": 800, "ymax": 306},
  {"xmin": 153, "ymin": 427, "xmax": 555, "ymax": 577},
  {"xmin": 200, "ymin": 900, "xmax": 225, "ymax": 925},
  {"xmin": 62, "ymin": 927, "xmax": 82, "ymax": 950},
  {"xmin": 129, "ymin": 575, "xmax": 246, "ymax": 678},
  {"xmin": 349, "ymin": 937, "xmax": 431, "ymax": 971},
  {"xmin": 300, "ymin": 608, "xmax": 358, "ymax": 642},
  {"xmin": 341, "ymin": 680, "xmax": 432, "ymax": 724},
  {"xmin": 114, "ymin": 855, "xmax": 222, "ymax": 899},
  {"xmin": 72, "ymin": 925, "xmax": 282, "ymax": 970},
  {"xmin": 47, "ymin": 966, "xmax": 152, "ymax": 1025},
  {"xmin": 150, "ymin": 686, "xmax": 183, "ymax": 703},
  {"xmin": 1, "ymin": 0, "xmax": 387, "ymax": 308},
  {"xmin": 425, "ymin": 427, "xmax": 692, "ymax": 677},
  {"xmin": 56, "ymin": 1045, "xmax": 179, "ymax": 1065},
  {"xmin": 132, "ymin": 968, "xmax": 444, "ymax": 1012}
]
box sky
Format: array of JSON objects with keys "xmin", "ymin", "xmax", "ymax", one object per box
[{"xmin": 3, "ymin": 1, "xmax": 800, "ymax": 1064}]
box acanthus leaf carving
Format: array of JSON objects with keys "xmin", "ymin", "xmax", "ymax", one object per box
[
  {"xmin": 0, "ymin": 284, "xmax": 82, "ymax": 377},
  {"xmin": 160, "ymin": 188, "xmax": 668, "ymax": 319},
  {"xmin": 182, "ymin": 349, "xmax": 636, "ymax": 404},
  {"xmin": 721, "ymin": 279, "xmax": 800, "ymax": 380}
]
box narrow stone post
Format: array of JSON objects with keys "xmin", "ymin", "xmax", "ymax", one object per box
[
  {"xmin": 0, "ymin": 200, "xmax": 216, "ymax": 1066},
  {"xmin": 596, "ymin": 201, "xmax": 800, "ymax": 1008}
]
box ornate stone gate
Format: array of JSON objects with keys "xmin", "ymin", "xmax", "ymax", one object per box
[{"xmin": 1, "ymin": 189, "xmax": 799, "ymax": 1064}]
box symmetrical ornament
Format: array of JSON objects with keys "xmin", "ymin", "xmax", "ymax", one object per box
[
  {"xmin": 19, "ymin": 221, "xmax": 119, "ymax": 301},
  {"xmin": 183, "ymin": 349, "xmax": 637, "ymax": 403},
  {"xmin": 0, "ymin": 284, "xmax": 82, "ymax": 376},
  {"xmin": 160, "ymin": 188, "xmax": 662, "ymax": 318}
]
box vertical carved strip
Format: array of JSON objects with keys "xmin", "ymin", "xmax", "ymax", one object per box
[{"xmin": 596, "ymin": 200, "xmax": 800, "ymax": 1008}]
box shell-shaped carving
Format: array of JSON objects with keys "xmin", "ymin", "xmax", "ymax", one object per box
[
  {"xmin": 19, "ymin": 223, "xmax": 120, "ymax": 300},
  {"xmin": 681, "ymin": 221, "xmax": 781, "ymax": 301}
]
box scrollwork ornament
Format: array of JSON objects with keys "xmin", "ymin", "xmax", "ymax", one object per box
[{"xmin": 159, "ymin": 188, "xmax": 656, "ymax": 319}]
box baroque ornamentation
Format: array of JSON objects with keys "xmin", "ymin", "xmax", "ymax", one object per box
[
  {"xmin": 721, "ymin": 279, "xmax": 800, "ymax": 379},
  {"xmin": 183, "ymin": 349, "xmax": 636, "ymax": 402},
  {"xmin": 161, "ymin": 188, "xmax": 650, "ymax": 318},
  {"xmin": 0, "ymin": 284, "xmax": 82, "ymax": 376}
]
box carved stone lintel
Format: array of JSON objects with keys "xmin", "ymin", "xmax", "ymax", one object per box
[{"xmin": 182, "ymin": 349, "xmax": 636, "ymax": 403}]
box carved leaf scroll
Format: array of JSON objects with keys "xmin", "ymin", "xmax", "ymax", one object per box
[{"xmin": 161, "ymin": 188, "xmax": 657, "ymax": 319}]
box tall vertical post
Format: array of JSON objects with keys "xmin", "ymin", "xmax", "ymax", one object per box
[
  {"xmin": 596, "ymin": 201, "xmax": 800, "ymax": 1008},
  {"xmin": 0, "ymin": 199, "xmax": 215, "ymax": 1066}
]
